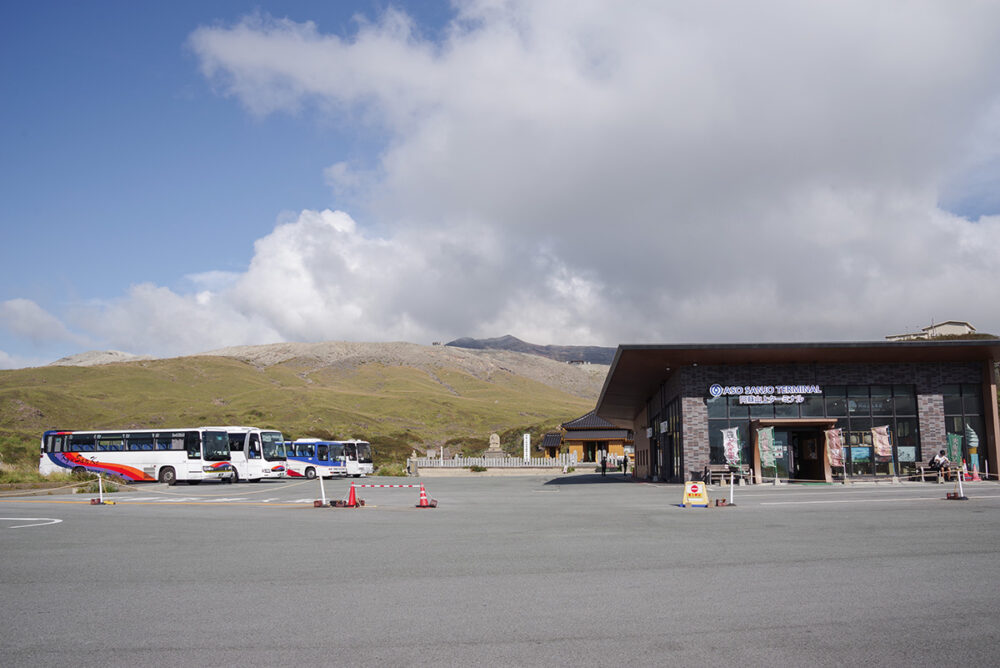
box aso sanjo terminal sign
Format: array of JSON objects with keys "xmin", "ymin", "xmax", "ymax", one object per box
[
  {"xmin": 709, "ymin": 384, "xmax": 822, "ymax": 405},
  {"xmin": 594, "ymin": 340, "xmax": 1000, "ymax": 484}
]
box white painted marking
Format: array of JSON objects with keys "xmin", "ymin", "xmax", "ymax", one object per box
[
  {"xmin": 760, "ymin": 495, "xmax": 1000, "ymax": 506},
  {"xmin": 1, "ymin": 517, "xmax": 63, "ymax": 529}
]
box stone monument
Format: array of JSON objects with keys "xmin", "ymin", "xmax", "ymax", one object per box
[{"xmin": 484, "ymin": 432, "xmax": 506, "ymax": 458}]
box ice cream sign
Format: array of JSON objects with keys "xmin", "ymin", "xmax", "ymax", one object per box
[{"xmin": 709, "ymin": 383, "xmax": 822, "ymax": 405}]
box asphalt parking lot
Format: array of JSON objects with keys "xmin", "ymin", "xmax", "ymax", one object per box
[{"xmin": 2, "ymin": 475, "xmax": 999, "ymax": 667}]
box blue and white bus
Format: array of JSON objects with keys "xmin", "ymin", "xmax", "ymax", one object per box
[
  {"xmin": 39, "ymin": 428, "xmax": 233, "ymax": 485},
  {"xmin": 285, "ymin": 438, "xmax": 373, "ymax": 479},
  {"xmin": 204, "ymin": 426, "xmax": 286, "ymax": 482}
]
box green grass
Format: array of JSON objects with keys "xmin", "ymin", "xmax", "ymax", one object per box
[{"xmin": 0, "ymin": 356, "xmax": 593, "ymax": 467}]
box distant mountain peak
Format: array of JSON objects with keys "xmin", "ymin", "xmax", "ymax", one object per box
[{"xmin": 445, "ymin": 335, "xmax": 615, "ymax": 365}]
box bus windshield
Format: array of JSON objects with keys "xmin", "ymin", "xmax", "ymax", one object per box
[
  {"xmin": 202, "ymin": 431, "xmax": 231, "ymax": 461},
  {"xmin": 261, "ymin": 432, "xmax": 285, "ymax": 461},
  {"xmin": 356, "ymin": 442, "xmax": 372, "ymax": 463}
]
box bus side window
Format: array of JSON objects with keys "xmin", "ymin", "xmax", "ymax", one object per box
[
  {"xmin": 249, "ymin": 434, "xmax": 260, "ymax": 459},
  {"xmin": 318, "ymin": 444, "xmax": 328, "ymax": 461},
  {"xmin": 71, "ymin": 435, "xmax": 95, "ymax": 452},
  {"xmin": 184, "ymin": 432, "xmax": 200, "ymax": 459}
]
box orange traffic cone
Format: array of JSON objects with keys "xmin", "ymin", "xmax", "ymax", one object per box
[
  {"xmin": 973, "ymin": 461, "xmax": 982, "ymax": 482},
  {"xmin": 346, "ymin": 483, "xmax": 358, "ymax": 508},
  {"xmin": 416, "ymin": 484, "xmax": 437, "ymax": 508}
]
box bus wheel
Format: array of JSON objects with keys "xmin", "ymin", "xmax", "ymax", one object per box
[
  {"xmin": 72, "ymin": 466, "xmax": 87, "ymax": 476},
  {"xmin": 159, "ymin": 467, "xmax": 177, "ymax": 486},
  {"xmin": 231, "ymin": 469, "xmax": 239, "ymax": 483},
  {"xmin": 305, "ymin": 467, "xmax": 316, "ymax": 480}
]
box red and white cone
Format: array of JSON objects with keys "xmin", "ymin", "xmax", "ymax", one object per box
[
  {"xmin": 346, "ymin": 483, "xmax": 358, "ymax": 508},
  {"xmin": 416, "ymin": 484, "xmax": 437, "ymax": 508}
]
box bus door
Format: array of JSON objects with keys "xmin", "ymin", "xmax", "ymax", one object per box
[
  {"xmin": 317, "ymin": 443, "xmax": 330, "ymax": 477},
  {"xmin": 246, "ymin": 432, "xmax": 263, "ymax": 479}
]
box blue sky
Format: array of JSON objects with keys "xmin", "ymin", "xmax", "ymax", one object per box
[{"xmin": 3, "ymin": 1, "xmax": 1000, "ymax": 368}]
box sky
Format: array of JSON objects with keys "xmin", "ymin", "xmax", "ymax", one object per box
[{"xmin": 3, "ymin": 0, "xmax": 1000, "ymax": 369}]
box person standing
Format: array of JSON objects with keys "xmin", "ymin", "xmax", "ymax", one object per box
[
  {"xmin": 601, "ymin": 453, "xmax": 607, "ymax": 477},
  {"xmin": 622, "ymin": 453, "xmax": 628, "ymax": 478}
]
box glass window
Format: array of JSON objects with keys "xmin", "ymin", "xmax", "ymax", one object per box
[
  {"xmin": 749, "ymin": 403, "xmax": 774, "ymax": 418},
  {"xmin": 963, "ymin": 384, "xmax": 983, "ymax": 415},
  {"xmin": 800, "ymin": 395, "xmax": 825, "ymax": 417},
  {"xmin": 70, "ymin": 434, "xmax": 96, "ymax": 451},
  {"xmin": 727, "ymin": 397, "xmax": 749, "ymax": 418},
  {"xmin": 706, "ymin": 395, "xmax": 727, "ymax": 418},
  {"xmin": 708, "ymin": 421, "xmax": 726, "ymax": 465},
  {"xmin": 893, "ymin": 385, "xmax": 916, "ymax": 415},
  {"xmin": 848, "ymin": 386, "xmax": 870, "ymax": 416},
  {"xmin": 825, "ymin": 386, "xmax": 847, "ymax": 416},
  {"xmin": 870, "ymin": 385, "xmax": 892, "ymax": 416},
  {"xmin": 942, "ymin": 384, "xmax": 963, "ymax": 415},
  {"xmin": 318, "ymin": 444, "xmax": 329, "ymax": 461},
  {"xmin": 774, "ymin": 402, "xmax": 799, "ymax": 418}
]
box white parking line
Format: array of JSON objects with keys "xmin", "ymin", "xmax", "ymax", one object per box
[{"xmin": 1, "ymin": 517, "xmax": 63, "ymax": 528}]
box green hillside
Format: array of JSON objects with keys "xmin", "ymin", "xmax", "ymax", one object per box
[{"xmin": 0, "ymin": 352, "xmax": 597, "ymax": 468}]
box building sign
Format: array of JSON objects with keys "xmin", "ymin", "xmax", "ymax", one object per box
[{"xmin": 709, "ymin": 383, "xmax": 822, "ymax": 405}]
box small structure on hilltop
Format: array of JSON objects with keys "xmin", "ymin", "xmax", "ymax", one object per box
[{"xmin": 886, "ymin": 320, "xmax": 977, "ymax": 341}]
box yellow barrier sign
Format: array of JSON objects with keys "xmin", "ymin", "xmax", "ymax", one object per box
[{"xmin": 683, "ymin": 480, "xmax": 709, "ymax": 507}]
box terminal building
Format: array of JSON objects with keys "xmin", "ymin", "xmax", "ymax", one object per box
[{"xmin": 594, "ymin": 341, "xmax": 1000, "ymax": 483}]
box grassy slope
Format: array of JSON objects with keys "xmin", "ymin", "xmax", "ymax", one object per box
[{"xmin": 0, "ymin": 356, "xmax": 594, "ymax": 466}]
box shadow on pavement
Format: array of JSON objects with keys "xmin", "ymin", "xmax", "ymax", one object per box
[{"xmin": 544, "ymin": 473, "xmax": 635, "ymax": 485}]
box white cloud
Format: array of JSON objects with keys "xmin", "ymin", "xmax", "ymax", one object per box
[
  {"xmin": 183, "ymin": 1, "xmax": 1000, "ymax": 344},
  {"xmin": 0, "ymin": 299, "xmax": 87, "ymax": 346},
  {"xmin": 8, "ymin": 1, "xmax": 1000, "ymax": 368}
]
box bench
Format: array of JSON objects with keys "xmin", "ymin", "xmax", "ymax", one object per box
[
  {"xmin": 706, "ymin": 464, "xmax": 751, "ymax": 485},
  {"xmin": 912, "ymin": 464, "xmax": 948, "ymax": 483}
]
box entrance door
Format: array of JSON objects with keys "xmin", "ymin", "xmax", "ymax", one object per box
[
  {"xmin": 790, "ymin": 430, "xmax": 824, "ymax": 482},
  {"xmin": 771, "ymin": 430, "xmax": 792, "ymax": 480}
]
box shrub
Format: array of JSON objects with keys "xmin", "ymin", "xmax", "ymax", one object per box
[
  {"xmin": 375, "ymin": 462, "xmax": 407, "ymax": 477},
  {"xmin": 75, "ymin": 478, "xmax": 119, "ymax": 494},
  {"xmin": 469, "ymin": 465, "xmax": 487, "ymax": 472}
]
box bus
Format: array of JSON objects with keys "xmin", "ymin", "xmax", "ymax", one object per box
[
  {"xmin": 342, "ymin": 439, "xmax": 374, "ymax": 477},
  {"xmin": 284, "ymin": 438, "xmax": 373, "ymax": 479},
  {"xmin": 39, "ymin": 428, "xmax": 232, "ymax": 485},
  {"xmin": 205, "ymin": 426, "xmax": 286, "ymax": 482}
]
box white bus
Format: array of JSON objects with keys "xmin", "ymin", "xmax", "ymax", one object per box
[
  {"xmin": 206, "ymin": 426, "xmax": 286, "ymax": 482},
  {"xmin": 39, "ymin": 428, "xmax": 232, "ymax": 485},
  {"xmin": 284, "ymin": 438, "xmax": 373, "ymax": 479},
  {"xmin": 342, "ymin": 439, "xmax": 374, "ymax": 477}
]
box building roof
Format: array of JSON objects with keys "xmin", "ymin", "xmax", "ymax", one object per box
[
  {"xmin": 541, "ymin": 432, "xmax": 563, "ymax": 449},
  {"xmin": 921, "ymin": 320, "xmax": 975, "ymax": 332},
  {"xmin": 562, "ymin": 410, "xmax": 619, "ymax": 431},
  {"xmin": 595, "ymin": 340, "xmax": 1000, "ymax": 425}
]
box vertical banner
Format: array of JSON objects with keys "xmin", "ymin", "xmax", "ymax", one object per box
[
  {"xmin": 947, "ymin": 432, "xmax": 962, "ymax": 465},
  {"xmin": 872, "ymin": 425, "xmax": 892, "ymax": 461},
  {"xmin": 758, "ymin": 426, "xmax": 776, "ymax": 469},
  {"xmin": 523, "ymin": 433, "xmax": 530, "ymax": 462},
  {"xmin": 825, "ymin": 428, "xmax": 844, "ymax": 467},
  {"xmin": 722, "ymin": 427, "xmax": 741, "ymax": 467}
]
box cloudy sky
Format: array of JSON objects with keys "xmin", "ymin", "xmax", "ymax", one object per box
[{"xmin": 3, "ymin": 0, "xmax": 1000, "ymax": 369}]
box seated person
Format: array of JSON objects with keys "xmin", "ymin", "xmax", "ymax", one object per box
[{"xmin": 929, "ymin": 450, "xmax": 951, "ymax": 479}]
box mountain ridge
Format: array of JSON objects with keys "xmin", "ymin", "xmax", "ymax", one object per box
[{"xmin": 445, "ymin": 335, "xmax": 616, "ymax": 365}]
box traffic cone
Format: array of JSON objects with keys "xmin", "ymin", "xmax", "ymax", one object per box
[
  {"xmin": 346, "ymin": 483, "xmax": 358, "ymax": 508},
  {"xmin": 416, "ymin": 484, "xmax": 437, "ymax": 508},
  {"xmin": 973, "ymin": 462, "xmax": 982, "ymax": 481}
]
